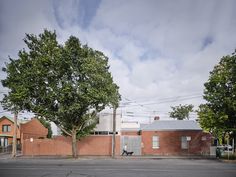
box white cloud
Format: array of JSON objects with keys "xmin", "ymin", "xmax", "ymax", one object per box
[
  {"xmin": 0, "ymin": 0, "xmax": 57, "ymax": 56},
  {"xmin": 88, "ymin": 0, "xmax": 236, "ymax": 120},
  {"xmin": 0, "ymin": 0, "xmax": 236, "ymax": 122}
]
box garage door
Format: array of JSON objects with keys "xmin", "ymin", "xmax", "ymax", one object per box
[{"xmin": 121, "ymin": 136, "xmax": 141, "ymax": 155}]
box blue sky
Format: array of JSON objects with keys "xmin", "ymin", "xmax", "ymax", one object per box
[
  {"xmin": 53, "ymin": 0, "xmax": 101, "ymax": 29},
  {"xmin": 0, "ymin": 0, "xmax": 236, "ymax": 122}
]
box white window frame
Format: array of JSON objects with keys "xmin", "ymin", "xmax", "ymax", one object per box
[
  {"xmin": 2, "ymin": 125, "xmax": 11, "ymax": 132},
  {"xmin": 4, "ymin": 138, "xmax": 8, "ymax": 147},
  {"xmin": 152, "ymin": 136, "xmax": 159, "ymax": 149}
]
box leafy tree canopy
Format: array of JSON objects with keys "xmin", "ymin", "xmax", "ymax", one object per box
[
  {"xmin": 169, "ymin": 104, "xmax": 194, "ymax": 120},
  {"xmin": 198, "ymin": 51, "xmax": 236, "ymax": 140},
  {"xmin": 1, "ymin": 29, "xmax": 120, "ymax": 157}
]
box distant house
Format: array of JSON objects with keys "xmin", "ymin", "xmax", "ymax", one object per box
[
  {"xmin": 0, "ymin": 116, "xmax": 48, "ymax": 148},
  {"xmin": 0, "ymin": 116, "xmax": 21, "ymax": 147},
  {"xmin": 121, "ymin": 121, "xmax": 141, "ymax": 136},
  {"xmin": 91, "ymin": 111, "xmax": 121, "ymax": 135},
  {"xmin": 56, "ymin": 111, "xmax": 122, "ymax": 136}
]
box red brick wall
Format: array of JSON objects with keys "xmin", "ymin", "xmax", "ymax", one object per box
[
  {"xmin": 23, "ymin": 135, "xmax": 121, "ymax": 156},
  {"xmin": 141, "ymin": 130, "xmax": 211, "ymax": 155},
  {"xmin": 22, "ymin": 130, "xmax": 211, "ymax": 156},
  {"xmin": 22, "ymin": 138, "xmax": 72, "ymax": 156},
  {"xmin": 121, "ymin": 131, "xmax": 140, "ymax": 136},
  {"xmin": 20, "ymin": 118, "xmax": 48, "ymax": 143}
]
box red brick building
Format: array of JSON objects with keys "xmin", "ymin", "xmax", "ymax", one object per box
[
  {"xmin": 0, "ymin": 116, "xmax": 48, "ymax": 148},
  {"xmin": 0, "ymin": 116, "xmax": 21, "ymax": 147},
  {"xmin": 121, "ymin": 120, "xmax": 211, "ymax": 156}
]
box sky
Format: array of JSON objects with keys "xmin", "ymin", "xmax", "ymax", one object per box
[{"xmin": 0, "ymin": 0, "xmax": 236, "ymax": 124}]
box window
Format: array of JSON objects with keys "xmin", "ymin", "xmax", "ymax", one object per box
[
  {"xmin": 152, "ymin": 136, "xmax": 159, "ymax": 149},
  {"xmin": 0, "ymin": 138, "xmax": 9, "ymax": 147},
  {"xmin": 181, "ymin": 136, "xmax": 190, "ymax": 149},
  {"xmin": 92, "ymin": 131, "xmax": 118, "ymax": 135},
  {"xmin": 4, "ymin": 138, "xmax": 8, "ymax": 147},
  {"xmin": 2, "ymin": 125, "xmax": 11, "ymax": 132}
]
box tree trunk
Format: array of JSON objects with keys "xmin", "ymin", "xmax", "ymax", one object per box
[
  {"xmin": 112, "ymin": 107, "xmax": 116, "ymax": 158},
  {"xmin": 12, "ymin": 112, "xmax": 18, "ymax": 158},
  {"xmin": 71, "ymin": 128, "xmax": 78, "ymax": 158},
  {"xmin": 233, "ymin": 131, "xmax": 236, "ymax": 153}
]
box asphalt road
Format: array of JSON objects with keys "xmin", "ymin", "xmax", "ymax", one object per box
[{"xmin": 0, "ymin": 158, "xmax": 235, "ymax": 177}]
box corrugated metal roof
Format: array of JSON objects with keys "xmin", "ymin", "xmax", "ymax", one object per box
[
  {"xmin": 140, "ymin": 124, "xmax": 149, "ymax": 129},
  {"xmin": 141, "ymin": 120, "xmax": 202, "ymax": 131}
]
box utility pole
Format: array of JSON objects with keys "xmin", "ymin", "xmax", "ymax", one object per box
[
  {"xmin": 12, "ymin": 111, "xmax": 18, "ymax": 158},
  {"xmin": 112, "ymin": 107, "xmax": 117, "ymax": 158}
]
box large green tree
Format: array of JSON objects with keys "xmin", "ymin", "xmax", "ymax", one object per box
[
  {"xmin": 198, "ymin": 51, "xmax": 236, "ymax": 143},
  {"xmin": 2, "ymin": 30, "xmax": 120, "ymax": 158},
  {"xmin": 169, "ymin": 104, "xmax": 194, "ymax": 120}
]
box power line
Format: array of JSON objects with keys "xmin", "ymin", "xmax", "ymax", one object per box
[
  {"xmin": 120, "ymin": 94, "xmax": 202, "ymax": 105},
  {"xmin": 121, "ymin": 92, "xmax": 203, "ymax": 103},
  {"xmin": 121, "ymin": 96, "xmax": 155, "ymax": 111},
  {"xmin": 121, "ymin": 95, "xmax": 202, "ymax": 107},
  {"xmin": 120, "ymin": 95, "xmax": 201, "ymax": 120},
  {"xmin": 123, "ymin": 112, "xmax": 197, "ymax": 117}
]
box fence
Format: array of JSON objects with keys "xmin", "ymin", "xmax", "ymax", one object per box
[
  {"xmin": 0, "ymin": 144, "xmax": 21, "ymax": 154},
  {"xmin": 22, "ymin": 135, "xmax": 120, "ymax": 156}
]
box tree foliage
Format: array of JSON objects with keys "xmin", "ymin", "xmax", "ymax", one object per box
[
  {"xmin": 1, "ymin": 59, "xmax": 28, "ymax": 113},
  {"xmin": 1, "ymin": 30, "xmax": 120, "ymax": 157},
  {"xmin": 198, "ymin": 51, "xmax": 236, "ymax": 141},
  {"xmin": 37, "ymin": 117, "xmax": 53, "ymax": 138},
  {"xmin": 169, "ymin": 104, "xmax": 194, "ymax": 120}
]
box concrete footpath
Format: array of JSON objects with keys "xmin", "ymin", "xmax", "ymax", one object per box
[
  {"xmin": 1, "ymin": 153, "xmax": 236, "ymax": 163},
  {"xmin": 0, "ymin": 153, "xmax": 11, "ymax": 160},
  {"xmin": 0, "ymin": 153, "xmax": 217, "ymax": 160},
  {"xmin": 2, "ymin": 152, "xmax": 236, "ymax": 163}
]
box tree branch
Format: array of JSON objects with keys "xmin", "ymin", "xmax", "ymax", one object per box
[{"xmin": 56, "ymin": 124, "xmax": 72, "ymax": 137}]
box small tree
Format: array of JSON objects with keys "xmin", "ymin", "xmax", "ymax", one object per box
[
  {"xmin": 1, "ymin": 58, "xmax": 30, "ymax": 158},
  {"xmin": 169, "ymin": 104, "xmax": 194, "ymax": 120},
  {"xmin": 2, "ymin": 30, "xmax": 120, "ymax": 158}
]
